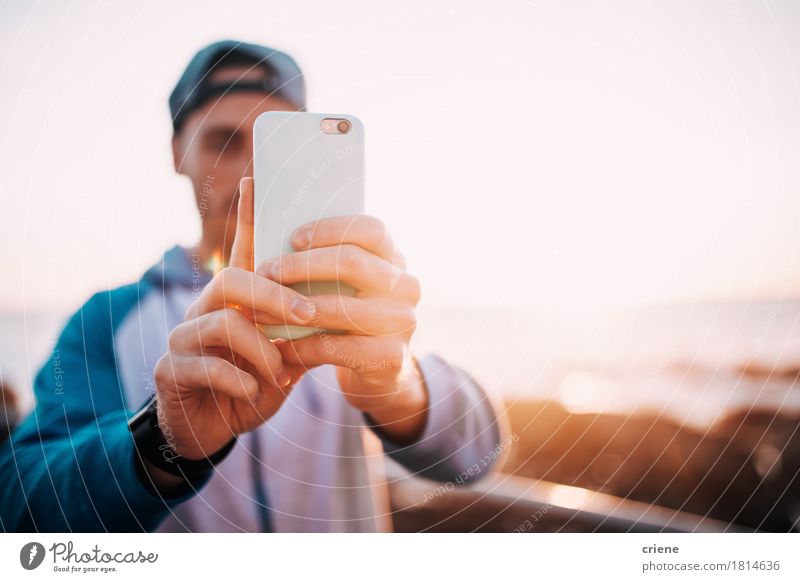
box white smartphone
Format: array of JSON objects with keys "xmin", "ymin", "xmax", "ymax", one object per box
[{"xmin": 253, "ymin": 111, "xmax": 365, "ymax": 340}]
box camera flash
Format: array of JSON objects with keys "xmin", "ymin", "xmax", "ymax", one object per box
[{"xmin": 321, "ymin": 118, "xmax": 351, "ymax": 134}]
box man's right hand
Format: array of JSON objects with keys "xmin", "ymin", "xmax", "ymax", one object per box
[{"xmin": 152, "ymin": 177, "xmax": 318, "ymax": 463}]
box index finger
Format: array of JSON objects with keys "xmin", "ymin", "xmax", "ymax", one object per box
[
  {"xmin": 230, "ymin": 177, "xmax": 254, "ymax": 270},
  {"xmin": 289, "ymin": 215, "xmax": 405, "ymax": 267}
]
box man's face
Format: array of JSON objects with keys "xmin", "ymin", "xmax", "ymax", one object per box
[{"xmin": 171, "ymin": 65, "xmax": 297, "ymax": 259}]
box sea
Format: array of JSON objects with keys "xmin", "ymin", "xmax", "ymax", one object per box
[{"xmin": 2, "ymin": 299, "xmax": 799, "ymax": 428}]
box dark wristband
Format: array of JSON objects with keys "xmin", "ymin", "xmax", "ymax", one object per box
[{"xmin": 128, "ymin": 394, "xmax": 237, "ymax": 487}]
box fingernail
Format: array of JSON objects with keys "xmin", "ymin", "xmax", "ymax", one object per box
[
  {"xmin": 270, "ymin": 262, "xmax": 280, "ymax": 279},
  {"xmin": 291, "ymin": 298, "xmax": 316, "ymax": 322},
  {"xmin": 293, "ymin": 228, "xmax": 311, "ymax": 248},
  {"xmin": 277, "ymin": 370, "xmax": 292, "ymax": 387}
]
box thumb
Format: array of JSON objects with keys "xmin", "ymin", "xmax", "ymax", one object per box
[{"xmin": 229, "ymin": 177, "xmax": 255, "ymax": 271}]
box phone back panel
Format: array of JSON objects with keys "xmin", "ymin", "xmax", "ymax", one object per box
[{"xmin": 253, "ymin": 111, "xmax": 365, "ymax": 339}]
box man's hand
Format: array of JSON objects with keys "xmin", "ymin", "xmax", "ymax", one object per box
[
  {"xmin": 257, "ymin": 215, "xmax": 429, "ymax": 444},
  {"xmin": 152, "ymin": 178, "xmax": 317, "ymax": 465}
]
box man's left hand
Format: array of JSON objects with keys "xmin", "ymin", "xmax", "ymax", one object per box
[{"xmin": 256, "ymin": 215, "xmax": 428, "ymax": 444}]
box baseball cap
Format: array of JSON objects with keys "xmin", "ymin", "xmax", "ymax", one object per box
[{"xmin": 169, "ymin": 39, "xmax": 306, "ymax": 133}]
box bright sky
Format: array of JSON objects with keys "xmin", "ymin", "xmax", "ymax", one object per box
[{"xmin": 2, "ymin": 0, "xmax": 800, "ymax": 323}]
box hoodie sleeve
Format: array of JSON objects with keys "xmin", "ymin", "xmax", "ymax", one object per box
[
  {"xmin": 0, "ymin": 287, "xmax": 207, "ymax": 532},
  {"xmin": 367, "ymin": 353, "xmax": 507, "ymax": 484}
]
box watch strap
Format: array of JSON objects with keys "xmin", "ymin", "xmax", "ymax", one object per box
[{"xmin": 129, "ymin": 395, "xmax": 237, "ymax": 486}]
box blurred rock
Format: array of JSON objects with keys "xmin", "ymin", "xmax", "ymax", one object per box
[
  {"xmin": 0, "ymin": 378, "xmax": 20, "ymax": 446},
  {"xmin": 503, "ymin": 400, "xmax": 800, "ymax": 531}
]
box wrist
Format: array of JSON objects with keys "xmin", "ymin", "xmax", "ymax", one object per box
[
  {"xmin": 388, "ymin": 355, "xmax": 427, "ymax": 410},
  {"xmin": 365, "ymin": 356, "xmax": 429, "ymax": 444},
  {"xmin": 129, "ymin": 395, "xmax": 237, "ymax": 486},
  {"xmin": 134, "ymin": 452, "xmax": 194, "ymax": 499}
]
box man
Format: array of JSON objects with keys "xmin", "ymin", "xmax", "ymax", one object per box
[{"xmin": 0, "ymin": 40, "xmax": 502, "ymax": 532}]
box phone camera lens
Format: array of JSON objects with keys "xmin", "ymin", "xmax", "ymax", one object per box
[{"xmin": 337, "ymin": 120, "xmax": 351, "ymax": 134}]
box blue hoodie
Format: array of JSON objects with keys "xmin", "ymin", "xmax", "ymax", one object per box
[{"xmin": 0, "ymin": 246, "xmax": 503, "ymax": 532}]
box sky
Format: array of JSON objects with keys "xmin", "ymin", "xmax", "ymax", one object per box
[{"xmin": 1, "ymin": 0, "xmax": 800, "ymax": 325}]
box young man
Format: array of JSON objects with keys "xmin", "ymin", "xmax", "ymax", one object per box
[{"xmin": 0, "ymin": 40, "xmax": 502, "ymax": 532}]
